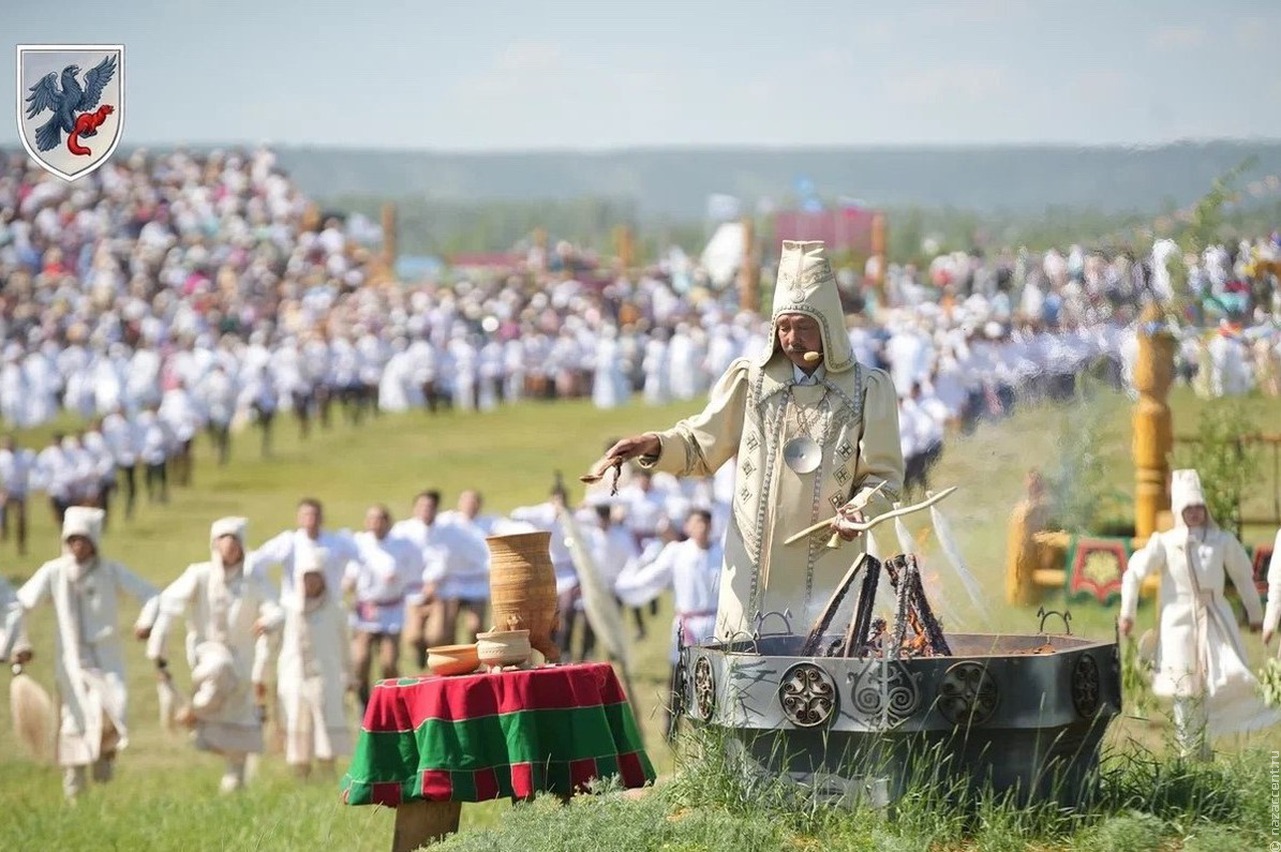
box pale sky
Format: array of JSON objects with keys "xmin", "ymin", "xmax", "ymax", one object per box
[{"xmin": 5, "ymin": 0, "xmax": 1279, "ymax": 151}]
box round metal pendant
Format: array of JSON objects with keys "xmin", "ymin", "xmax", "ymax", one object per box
[{"xmin": 783, "ymin": 436, "xmax": 822, "ymax": 474}]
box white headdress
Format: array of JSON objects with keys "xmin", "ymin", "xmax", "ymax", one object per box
[
  {"xmin": 757, "ymin": 240, "xmax": 855, "ymax": 373},
  {"xmin": 1170, "ymin": 469, "xmax": 1214, "ymax": 528},
  {"xmin": 61, "ymin": 506, "xmax": 105, "ymax": 548}
]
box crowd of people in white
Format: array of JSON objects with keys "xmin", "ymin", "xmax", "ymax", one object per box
[
  {"xmin": 4, "ymin": 146, "xmax": 1280, "ymax": 549},
  {"xmin": 0, "ymin": 469, "xmax": 729, "ymax": 796}
]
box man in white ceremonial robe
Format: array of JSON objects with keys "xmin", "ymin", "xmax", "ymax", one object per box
[
  {"xmin": 591, "ymin": 325, "xmax": 629, "ymax": 410},
  {"xmin": 502, "ymin": 337, "xmax": 525, "ymax": 405},
  {"xmin": 1207, "ymin": 323, "xmax": 1252, "ymax": 397},
  {"xmin": 200, "ymin": 364, "xmax": 238, "ymax": 466},
  {"xmin": 666, "ymin": 324, "xmax": 701, "ymax": 402},
  {"xmin": 0, "ymin": 347, "xmax": 30, "ymax": 427},
  {"xmin": 426, "ymin": 510, "xmax": 493, "ymax": 647},
  {"xmin": 35, "ymin": 432, "xmax": 77, "ymax": 524},
  {"xmin": 605, "ymin": 241, "xmax": 905, "ymax": 640},
  {"xmin": 615, "ymin": 508, "xmax": 723, "ymax": 741},
  {"xmin": 136, "ymin": 408, "xmax": 173, "ymax": 505},
  {"xmin": 0, "ymin": 507, "xmax": 160, "ymax": 799},
  {"xmin": 477, "ymin": 337, "xmax": 504, "ymax": 412},
  {"xmin": 437, "ymin": 489, "xmax": 500, "ymax": 537},
  {"xmin": 447, "ymin": 333, "xmax": 479, "ymax": 411},
  {"xmin": 102, "ymin": 407, "xmax": 142, "ymax": 520},
  {"xmin": 250, "ymin": 497, "xmax": 361, "ymax": 604},
  {"xmin": 275, "ymin": 546, "xmax": 352, "ymax": 780},
  {"xmin": 158, "ymin": 379, "xmax": 203, "ymax": 488},
  {"xmin": 146, "ymin": 517, "xmax": 284, "ymax": 793},
  {"xmin": 619, "ymin": 469, "xmax": 672, "ymax": 552},
  {"xmin": 1120, "ymin": 469, "xmax": 1281, "ymax": 761},
  {"xmin": 390, "ymin": 489, "xmax": 442, "ymax": 669},
  {"xmin": 642, "ymin": 328, "xmax": 671, "ymax": 406},
  {"xmin": 0, "ymin": 435, "xmax": 36, "ymax": 555},
  {"xmin": 249, "ymin": 497, "xmax": 360, "ymax": 714},
  {"xmin": 345, "ymin": 504, "xmax": 423, "ymax": 708}
]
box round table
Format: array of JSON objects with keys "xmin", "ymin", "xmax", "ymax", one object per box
[{"xmin": 341, "ymin": 662, "xmax": 655, "ymax": 849}]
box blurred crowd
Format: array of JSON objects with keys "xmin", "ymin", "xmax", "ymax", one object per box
[{"xmin": 2, "ymin": 147, "xmax": 1281, "ymax": 540}]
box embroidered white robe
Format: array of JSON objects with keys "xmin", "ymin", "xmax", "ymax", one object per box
[
  {"xmin": 2, "ymin": 557, "xmax": 159, "ymax": 767},
  {"xmin": 147, "ymin": 561, "xmax": 284, "ymax": 754},
  {"xmin": 643, "ymin": 356, "xmax": 903, "ymax": 639}
]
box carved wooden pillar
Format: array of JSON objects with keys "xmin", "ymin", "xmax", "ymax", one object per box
[
  {"xmin": 381, "ymin": 203, "xmax": 397, "ymax": 268},
  {"xmin": 870, "ymin": 211, "xmax": 888, "ymax": 304},
  {"xmin": 1133, "ymin": 303, "xmax": 1177, "ymax": 541}
]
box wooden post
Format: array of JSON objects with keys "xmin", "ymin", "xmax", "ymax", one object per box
[
  {"xmin": 302, "ymin": 202, "xmax": 321, "ymax": 232},
  {"xmin": 738, "ymin": 217, "xmax": 759, "ymax": 313},
  {"xmin": 870, "ymin": 211, "xmax": 887, "ymax": 306},
  {"xmin": 1133, "ymin": 303, "xmax": 1177, "ymax": 542},
  {"xmin": 381, "ymin": 203, "xmax": 398, "ymax": 269},
  {"xmin": 1005, "ymin": 470, "xmax": 1050, "ymax": 605},
  {"xmin": 532, "ymin": 227, "xmax": 548, "ymax": 273},
  {"xmin": 614, "ymin": 225, "xmax": 634, "ymax": 270},
  {"xmin": 392, "ymin": 801, "xmax": 462, "ymax": 852}
]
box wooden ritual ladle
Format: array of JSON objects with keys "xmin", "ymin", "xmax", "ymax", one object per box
[{"xmin": 579, "ymin": 456, "xmax": 624, "ymax": 496}]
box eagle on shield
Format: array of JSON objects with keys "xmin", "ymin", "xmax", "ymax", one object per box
[{"xmin": 24, "ymin": 54, "xmax": 118, "ymax": 156}]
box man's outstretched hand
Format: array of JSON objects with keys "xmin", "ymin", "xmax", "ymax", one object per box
[{"xmin": 605, "ymin": 435, "xmax": 661, "ymax": 463}]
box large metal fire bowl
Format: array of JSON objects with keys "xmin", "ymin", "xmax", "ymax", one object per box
[{"xmin": 677, "ymin": 632, "xmax": 1122, "ymax": 808}]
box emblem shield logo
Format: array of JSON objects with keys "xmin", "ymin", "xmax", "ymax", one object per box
[{"xmin": 16, "ymin": 44, "xmax": 124, "ymax": 182}]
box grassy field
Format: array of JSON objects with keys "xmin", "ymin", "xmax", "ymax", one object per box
[{"xmin": 2, "ymin": 386, "xmax": 1280, "ymax": 851}]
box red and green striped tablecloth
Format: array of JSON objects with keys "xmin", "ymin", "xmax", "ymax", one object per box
[{"xmin": 340, "ymin": 662, "xmax": 655, "ymax": 806}]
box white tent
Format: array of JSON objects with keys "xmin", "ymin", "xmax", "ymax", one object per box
[{"xmin": 700, "ymin": 222, "xmax": 746, "ymax": 290}]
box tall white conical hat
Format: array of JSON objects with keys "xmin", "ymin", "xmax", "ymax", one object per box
[
  {"xmin": 757, "ymin": 240, "xmax": 855, "ymax": 373},
  {"xmin": 1170, "ymin": 468, "xmax": 1215, "ymax": 527}
]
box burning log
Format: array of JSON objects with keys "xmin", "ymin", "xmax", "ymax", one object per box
[
  {"xmin": 885, "ymin": 554, "xmax": 952, "ymax": 658},
  {"xmin": 801, "ymin": 554, "xmax": 866, "ymax": 657},
  {"xmin": 805, "ymin": 552, "xmax": 954, "ymax": 660}
]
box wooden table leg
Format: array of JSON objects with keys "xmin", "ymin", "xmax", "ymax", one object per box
[{"xmin": 391, "ymin": 800, "xmax": 461, "ymax": 851}]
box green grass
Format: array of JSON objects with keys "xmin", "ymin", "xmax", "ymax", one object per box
[{"xmin": 2, "ymin": 386, "xmax": 1280, "ymax": 850}]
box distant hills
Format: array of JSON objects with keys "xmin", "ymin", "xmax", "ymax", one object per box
[{"xmin": 265, "ymin": 140, "xmax": 1281, "ymax": 219}]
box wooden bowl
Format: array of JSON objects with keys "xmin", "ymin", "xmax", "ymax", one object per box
[
  {"xmin": 426, "ymin": 643, "xmax": 480, "ymax": 677},
  {"xmin": 476, "ymin": 629, "xmax": 532, "ymax": 669}
]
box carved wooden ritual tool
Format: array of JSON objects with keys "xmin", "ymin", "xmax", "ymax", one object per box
[
  {"xmin": 822, "ymin": 481, "xmax": 887, "ymax": 549},
  {"xmin": 579, "ymin": 455, "xmax": 624, "ymax": 496},
  {"xmin": 784, "ymin": 486, "xmax": 958, "ymax": 546}
]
